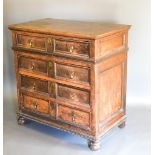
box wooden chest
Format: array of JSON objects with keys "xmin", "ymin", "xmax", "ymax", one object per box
[{"xmin": 8, "ymin": 18, "xmax": 130, "ymax": 151}]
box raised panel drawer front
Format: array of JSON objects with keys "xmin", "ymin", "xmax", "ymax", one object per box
[
  {"xmin": 54, "ymin": 38, "xmax": 90, "ymax": 58},
  {"xmin": 16, "ymin": 33, "xmax": 48, "ymax": 52},
  {"xmin": 19, "ymin": 56, "xmax": 47, "ymax": 74},
  {"xmin": 55, "ymin": 63, "xmax": 90, "ymax": 85},
  {"xmin": 21, "ymin": 76, "xmax": 48, "ymax": 94},
  {"xmin": 57, "ymin": 84, "xmax": 90, "ymax": 105},
  {"xmin": 22, "ymin": 95, "xmax": 49, "ymax": 115},
  {"xmin": 58, "ymin": 105, "xmax": 90, "ymax": 130}
]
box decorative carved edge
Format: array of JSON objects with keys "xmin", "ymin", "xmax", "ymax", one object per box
[
  {"xmin": 17, "ymin": 112, "xmax": 126, "ymax": 141},
  {"xmin": 17, "ymin": 112, "xmax": 95, "ymax": 139}
]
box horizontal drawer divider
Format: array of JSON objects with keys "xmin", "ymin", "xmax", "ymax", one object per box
[
  {"xmin": 20, "ymin": 88, "xmax": 91, "ymax": 113},
  {"xmin": 19, "ymin": 69, "xmax": 91, "ymax": 90}
]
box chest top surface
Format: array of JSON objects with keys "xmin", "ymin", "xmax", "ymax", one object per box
[{"xmin": 8, "ymin": 18, "xmax": 130, "ymax": 39}]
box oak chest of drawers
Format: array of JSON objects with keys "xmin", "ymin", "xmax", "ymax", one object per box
[{"xmin": 9, "ymin": 18, "xmax": 130, "ymax": 151}]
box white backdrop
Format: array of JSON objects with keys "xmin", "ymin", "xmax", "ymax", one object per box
[{"xmin": 3, "ymin": 0, "xmax": 150, "ymax": 104}]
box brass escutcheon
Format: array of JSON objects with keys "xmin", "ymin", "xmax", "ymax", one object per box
[
  {"xmin": 48, "ymin": 62, "xmax": 54, "ymax": 70},
  {"xmin": 50, "ymin": 82, "xmax": 55, "ymax": 88},
  {"xmin": 47, "ymin": 38, "xmax": 52, "ymax": 44}
]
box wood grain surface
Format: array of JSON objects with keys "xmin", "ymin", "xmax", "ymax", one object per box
[{"xmin": 8, "ymin": 18, "xmax": 130, "ymax": 39}]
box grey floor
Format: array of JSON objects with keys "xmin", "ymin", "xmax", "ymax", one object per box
[{"xmin": 4, "ymin": 96, "xmax": 150, "ymax": 155}]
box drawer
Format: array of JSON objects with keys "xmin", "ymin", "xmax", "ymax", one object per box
[
  {"xmin": 55, "ymin": 63, "xmax": 90, "ymax": 84},
  {"xmin": 16, "ymin": 33, "xmax": 49, "ymax": 52},
  {"xmin": 57, "ymin": 84, "xmax": 90, "ymax": 105},
  {"xmin": 19, "ymin": 56, "xmax": 47, "ymax": 74},
  {"xmin": 22, "ymin": 95, "xmax": 49, "ymax": 115},
  {"xmin": 21, "ymin": 76, "xmax": 48, "ymax": 94},
  {"xmin": 58, "ymin": 105, "xmax": 90, "ymax": 129},
  {"xmin": 53, "ymin": 38, "xmax": 90, "ymax": 57}
]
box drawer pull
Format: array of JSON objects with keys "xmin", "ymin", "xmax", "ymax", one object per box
[
  {"xmin": 70, "ymin": 72, "xmax": 75, "ymax": 79},
  {"xmin": 70, "ymin": 93, "xmax": 76, "ymax": 100},
  {"xmin": 69, "ymin": 112, "xmax": 76, "ymax": 121},
  {"xmin": 31, "ymin": 63, "xmax": 35, "ymax": 70},
  {"xmin": 28, "ymin": 39, "xmax": 32, "ymax": 47},
  {"xmin": 69, "ymin": 46, "xmax": 74, "ymax": 53},
  {"xmin": 32, "ymin": 102, "xmax": 38, "ymax": 109},
  {"xmin": 32, "ymin": 83, "xmax": 36, "ymax": 90}
]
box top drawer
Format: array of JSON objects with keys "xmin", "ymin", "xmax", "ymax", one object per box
[
  {"xmin": 53, "ymin": 37, "xmax": 91, "ymax": 58},
  {"xmin": 13, "ymin": 32, "xmax": 93, "ymax": 59},
  {"xmin": 15, "ymin": 32, "xmax": 51, "ymax": 52}
]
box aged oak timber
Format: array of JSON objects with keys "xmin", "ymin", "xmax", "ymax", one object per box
[{"xmin": 9, "ymin": 18, "xmax": 130, "ymax": 151}]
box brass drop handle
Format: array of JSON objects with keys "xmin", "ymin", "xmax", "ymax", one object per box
[
  {"xmin": 32, "ymin": 83, "xmax": 36, "ymax": 90},
  {"xmin": 28, "ymin": 39, "xmax": 32, "ymax": 47},
  {"xmin": 31, "ymin": 63, "xmax": 35, "ymax": 70},
  {"xmin": 69, "ymin": 46, "xmax": 74, "ymax": 53},
  {"xmin": 32, "ymin": 102, "xmax": 38, "ymax": 109},
  {"xmin": 70, "ymin": 112, "xmax": 76, "ymax": 121},
  {"xmin": 70, "ymin": 72, "xmax": 75, "ymax": 79},
  {"xmin": 70, "ymin": 93, "xmax": 76, "ymax": 100},
  {"xmin": 34, "ymin": 104, "xmax": 38, "ymax": 109}
]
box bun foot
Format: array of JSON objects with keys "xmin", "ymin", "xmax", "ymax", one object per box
[
  {"xmin": 88, "ymin": 139, "xmax": 101, "ymax": 151},
  {"xmin": 118, "ymin": 122, "xmax": 126, "ymax": 128},
  {"xmin": 17, "ymin": 116, "xmax": 26, "ymax": 125}
]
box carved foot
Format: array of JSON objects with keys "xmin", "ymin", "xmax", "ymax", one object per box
[
  {"xmin": 118, "ymin": 122, "xmax": 126, "ymax": 128},
  {"xmin": 17, "ymin": 116, "xmax": 26, "ymax": 125},
  {"xmin": 88, "ymin": 139, "xmax": 101, "ymax": 151}
]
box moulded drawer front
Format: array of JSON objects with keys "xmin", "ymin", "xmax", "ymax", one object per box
[
  {"xmin": 21, "ymin": 76, "xmax": 48, "ymax": 94},
  {"xmin": 23, "ymin": 95, "xmax": 49, "ymax": 114},
  {"xmin": 55, "ymin": 63, "xmax": 90, "ymax": 84},
  {"xmin": 57, "ymin": 84, "xmax": 90, "ymax": 105},
  {"xmin": 58, "ymin": 105, "xmax": 90, "ymax": 129},
  {"xmin": 16, "ymin": 33, "xmax": 47, "ymax": 51},
  {"xmin": 19, "ymin": 56, "xmax": 47, "ymax": 74},
  {"xmin": 54, "ymin": 38, "xmax": 90, "ymax": 57}
]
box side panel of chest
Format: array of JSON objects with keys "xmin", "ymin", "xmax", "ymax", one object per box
[{"xmin": 95, "ymin": 51, "xmax": 127, "ymax": 135}]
